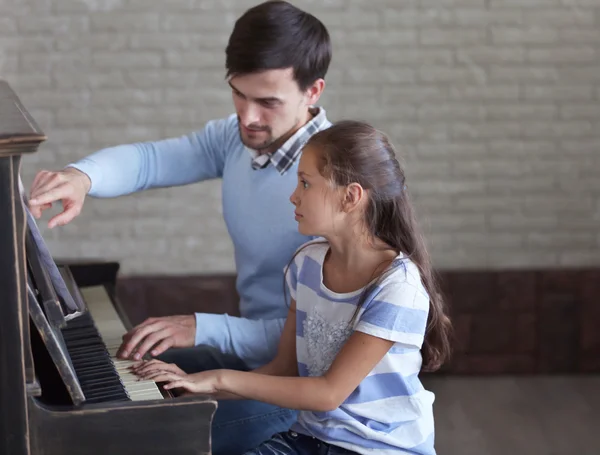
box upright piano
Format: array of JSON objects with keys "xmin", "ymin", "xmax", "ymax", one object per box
[{"xmin": 0, "ymin": 80, "xmax": 217, "ymax": 455}]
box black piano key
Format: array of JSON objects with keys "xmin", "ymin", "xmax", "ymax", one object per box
[
  {"xmin": 77, "ymin": 369, "xmax": 118, "ymax": 380},
  {"xmin": 70, "ymin": 356, "xmax": 112, "ymax": 369},
  {"xmin": 62, "ymin": 327, "xmax": 99, "ymax": 339},
  {"xmin": 79, "ymin": 382, "xmax": 126, "ymax": 397},
  {"xmin": 71, "ymin": 362, "xmax": 111, "ymax": 372},
  {"xmin": 77, "ymin": 368, "xmax": 119, "ymax": 380},
  {"xmin": 82, "ymin": 382, "xmax": 129, "ymax": 395},
  {"xmin": 68, "ymin": 351, "xmax": 108, "ymax": 361},
  {"xmin": 79, "ymin": 381, "xmax": 124, "ymax": 394},
  {"xmin": 69, "ymin": 349, "xmax": 107, "ymax": 358},
  {"xmin": 70, "ymin": 358, "xmax": 112, "ymax": 370},
  {"xmin": 84, "ymin": 388, "xmax": 129, "ymax": 400},
  {"xmin": 61, "ymin": 312, "xmax": 131, "ymax": 404},
  {"xmin": 78, "ymin": 376, "xmax": 123, "ymax": 387},
  {"xmin": 69, "ymin": 357, "xmax": 109, "ymax": 368},
  {"xmin": 63, "ymin": 337, "xmax": 104, "ymax": 349},
  {"xmin": 72, "ymin": 348, "xmax": 106, "ymax": 360},
  {"xmin": 86, "ymin": 394, "xmax": 129, "ymax": 404},
  {"xmin": 77, "ymin": 372, "xmax": 119, "ymax": 384},
  {"xmin": 69, "ymin": 345, "xmax": 109, "ymax": 356}
]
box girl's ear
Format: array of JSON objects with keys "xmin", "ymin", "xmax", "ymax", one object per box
[{"xmin": 342, "ymin": 183, "xmax": 364, "ymax": 213}]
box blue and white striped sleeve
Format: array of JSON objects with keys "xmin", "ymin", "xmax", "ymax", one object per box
[
  {"xmin": 355, "ymin": 279, "xmax": 430, "ymax": 349},
  {"xmin": 284, "ymin": 256, "xmax": 299, "ymax": 302},
  {"xmin": 283, "ymin": 246, "xmax": 308, "ymax": 303}
]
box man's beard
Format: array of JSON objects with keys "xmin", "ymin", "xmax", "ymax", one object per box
[
  {"xmin": 238, "ymin": 117, "xmax": 301, "ymax": 152},
  {"xmin": 238, "ymin": 125, "xmax": 274, "ymax": 151}
]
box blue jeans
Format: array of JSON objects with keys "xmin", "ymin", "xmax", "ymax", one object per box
[
  {"xmin": 243, "ymin": 430, "xmax": 359, "ymax": 455},
  {"xmin": 158, "ymin": 345, "xmax": 297, "ymax": 455}
]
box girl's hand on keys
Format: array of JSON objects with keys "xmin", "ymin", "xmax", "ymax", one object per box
[
  {"xmin": 131, "ymin": 359, "xmax": 187, "ymax": 381},
  {"xmin": 162, "ymin": 370, "xmax": 223, "ymax": 395}
]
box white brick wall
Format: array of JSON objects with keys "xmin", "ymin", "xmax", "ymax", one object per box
[{"xmin": 3, "ymin": 0, "xmax": 600, "ymax": 274}]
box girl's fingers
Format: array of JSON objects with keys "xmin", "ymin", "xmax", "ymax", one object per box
[
  {"xmin": 141, "ymin": 371, "xmax": 181, "ymax": 383},
  {"xmin": 147, "ymin": 372, "xmax": 182, "ymax": 383},
  {"xmin": 131, "ymin": 359, "xmax": 165, "ymax": 371},
  {"xmin": 133, "ymin": 361, "xmax": 182, "ymax": 376}
]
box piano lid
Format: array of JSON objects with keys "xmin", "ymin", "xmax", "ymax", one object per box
[{"xmin": 0, "ymin": 80, "xmax": 46, "ymax": 148}]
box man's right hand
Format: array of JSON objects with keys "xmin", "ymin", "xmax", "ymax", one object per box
[
  {"xmin": 116, "ymin": 315, "xmax": 197, "ymax": 361},
  {"xmin": 28, "ymin": 167, "xmax": 92, "ymax": 228}
]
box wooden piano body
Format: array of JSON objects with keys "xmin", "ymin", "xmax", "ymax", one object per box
[{"xmin": 0, "ymin": 80, "xmax": 217, "ymax": 455}]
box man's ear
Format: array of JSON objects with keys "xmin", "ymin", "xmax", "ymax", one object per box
[
  {"xmin": 305, "ymin": 79, "xmax": 325, "ymax": 106},
  {"xmin": 342, "ymin": 183, "xmax": 364, "ymax": 213}
]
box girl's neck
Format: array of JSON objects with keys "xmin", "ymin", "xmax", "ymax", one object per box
[
  {"xmin": 324, "ymin": 231, "xmax": 397, "ymax": 273},
  {"xmin": 321, "ymin": 232, "xmax": 397, "ymax": 295}
]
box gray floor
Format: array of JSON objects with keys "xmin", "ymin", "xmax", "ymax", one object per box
[{"xmin": 423, "ymin": 376, "xmax": 600, "ymax": 455}]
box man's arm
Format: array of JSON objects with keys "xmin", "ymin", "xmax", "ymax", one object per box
[
  {"xmin": 119, "ymin": 246, "xmax": 308, "ymax": 366},
  {"xmin": 70, "ymin": 117, "xmax": 230, "ymax": 197},
  {"xmin": 205, "ymin": 303, "xmax": 298, "ymax": 398},
  {"xmin": 117, "ymin": 312, "xmax": 287, "ymax": 369},
  {"xmin": 251, "ymin": 302, "xmax": 298, "ymax": 376},
  {"xmin": 133, "ymin": 301, "xmax": 299, "ymax": 400},
  {"xmin": 194, "ymin": 313, "xmax": 288, "ymax": 370},
  {"xmin": 29, "ymin": 115, "xmax": 234, "ymax": 227}
]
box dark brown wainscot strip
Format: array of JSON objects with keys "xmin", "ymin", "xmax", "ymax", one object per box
[{"xmin": 116, "ymin": 268, "xmax": 600, "ymax": 375}]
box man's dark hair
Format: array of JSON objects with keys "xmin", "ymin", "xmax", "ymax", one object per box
[{"xmin": 225, "ymin": 1, "xmax": 331, "ymax": 91}]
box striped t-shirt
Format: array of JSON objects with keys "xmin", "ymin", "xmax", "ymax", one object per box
[{"xmin": 285, "ymin": 240, "xmax": 436, "ymax": 455}]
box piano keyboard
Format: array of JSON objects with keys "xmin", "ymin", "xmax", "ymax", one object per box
[{"xmin": 79, "ymin": 286, "xmax": 164, "ymax": 402}]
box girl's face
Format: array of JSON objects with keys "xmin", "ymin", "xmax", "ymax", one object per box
[{"xmin": 290, "ymin": 146, "xmax": 344, "ymax": 237}]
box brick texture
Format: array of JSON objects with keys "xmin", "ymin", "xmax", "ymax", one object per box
[{"xmin": 3, "ymin": 0, "xmax": 600, "ymax": 274}]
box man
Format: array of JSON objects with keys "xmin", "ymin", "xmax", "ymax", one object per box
[{"xmin": 28, "ymin": 1, "xmax": 332, "ymax": 453}]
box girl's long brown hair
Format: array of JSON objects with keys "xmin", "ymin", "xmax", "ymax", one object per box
[{"xmin": 285, "ymin": 120, "xmax": 452, "ymax": 372}]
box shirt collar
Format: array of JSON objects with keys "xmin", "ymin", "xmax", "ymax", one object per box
[{"xmin": 247, "ymin": 106, "xmax": 331, "ymax": 175}]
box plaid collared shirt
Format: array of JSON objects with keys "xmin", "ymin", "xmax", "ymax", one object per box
[{"xmin": 247, "ymin": 106, "xmax": 331, "ymax": 175}]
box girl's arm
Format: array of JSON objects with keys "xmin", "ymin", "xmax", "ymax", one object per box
[
  {"xmin": 209, "ymin": 302, "xmax": 299, "ymax": 399},
  {"xmin": 164, "ymin": 330, "xmax": 394, "ymax": 412},
  {"xmin": 134, "ymin": 300, "xmax": 299, "ymax": 398},
  {"xmin": 251, "ymin": 300, "xmax": 298, "ymax": 377}
]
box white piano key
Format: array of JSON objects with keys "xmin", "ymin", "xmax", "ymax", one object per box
[{"xmin": 79, "ymin": 286, "xmax": 164, "ymax": 402}]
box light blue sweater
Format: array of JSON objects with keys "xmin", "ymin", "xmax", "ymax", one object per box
[{"xmin": 70, "ymin": 113, "xmax": 318, "ymax": 368}]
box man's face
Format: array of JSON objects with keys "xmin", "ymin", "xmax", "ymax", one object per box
[{"xmin": 229, "ymin": 68, "xmax": 316, "ymax": 153}]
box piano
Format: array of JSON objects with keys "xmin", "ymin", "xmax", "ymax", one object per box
[{"xmin": 0, "ymin": 80, "xmax": 217, "ymax": 455}]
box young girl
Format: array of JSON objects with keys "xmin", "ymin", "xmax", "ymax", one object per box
[{"xmin": 133, "ymin": 120, "xmax": 452, "ymax": 455}]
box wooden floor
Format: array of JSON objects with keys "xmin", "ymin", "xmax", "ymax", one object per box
[{"xmin": 423, "ymin": 375, "xmax": 600, "ymax": 455}]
